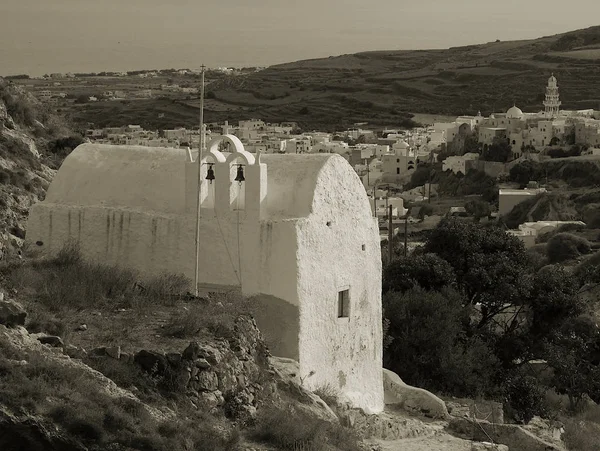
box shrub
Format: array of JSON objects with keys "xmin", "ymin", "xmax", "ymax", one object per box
[
  {"xmin": 503, "ymin": 373, "xmax": 548, "ymax": 424},
  {"xmin": 4, "ymin": 242, "xmax": 191, "ymax": 311},
  {"xmin": 563, "ymin": 418, "xmax": 600, "ymax": 451},
  {"xmin": 547, "ymin": 233, "xmax": 591, "ymax": 263},
  {"xmin": 251, "ymin": 403, "xmax": 361, "ymax": 451},
  {"xmin": 574, "ymin": 251, "xmax": 600, "ymax": 284},
  {"xmin": 163, "ymin": 291, "xmax": 253, "ymax": 339},
  {"xmin": 313, "ymin": 383, "xmax": 339, "ymax": 408},
  {"xmin": 536, "ymin": 223, "xmax": 586, "ymax": 244}
]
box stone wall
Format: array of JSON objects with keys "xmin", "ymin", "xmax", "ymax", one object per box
[{"xmin": 79, "ymin": 316, "xmax": 277, "ymax": 423}]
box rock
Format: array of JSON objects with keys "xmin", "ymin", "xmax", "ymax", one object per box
[
  {"xmin": 471, "ymin": 443, "xmax": 509, "ymax": 451},
  {"xmin": 120, "ymin": 352, "xmax": 131, "ymax": 363},
  {"xmin": 37, "ymin": 335, "xmax": 64, "ymax": 348},
  {"xmin": 105, "ymin": 346, "xmax": 121, "ymax": 359},
  {"xmin": 196, "ymin": 358, "xmax": 211, "ymax": 369},
  {"xmin": 64, "ymin": 345, "xmax": 87, "ymax": 359},
  {"xmin": 383, "ymin": 368, "xmax": 449, "ymax": 419},
  {"xmin": 199, "ymin": 391, "xmax": 225, "ymax": 410},
  {"xmin": 75, "ymin": 324, "xmax": 87, "ymax": 332},
  {"xmin": 88, "ymin": 347, "xmax": 107, "ymax": 357},
  {"xmin": 182, "ymin": 342, "xmax": 222, "ymax": 365},
  {"xmin": 166, "ymin": 352, "xmax": 182, "ymax": 365},
  {"xmin": 0, "ymin": 300, "xmax": 27, "ymax": 327},
  {"xmin": 134, "ymin": 350, "xmax": 168, "ymax": 374},
  {"xmin": 197, "ymin": 371, "xmax": 219, "ymax": 391}
]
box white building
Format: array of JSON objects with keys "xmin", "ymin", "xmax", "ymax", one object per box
[
  {"xmin": 498, "ymin": 188, "xmax": 547, "ymax": 216},
  {"xmin": 442, "ymin": 152, "xmax": 480, "ymax": 175},
  {"xmin": 26, "ymin": 137, "xmax": 384, "ymax": 413}
]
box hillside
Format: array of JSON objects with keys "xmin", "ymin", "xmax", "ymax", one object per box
[
  {"xmin": 199, "ymin": 25, "xmax": 600, "ymax": 130},
  {"xmin": 0, "ymin": 78, "xmax": 84, "ymax": 257}
]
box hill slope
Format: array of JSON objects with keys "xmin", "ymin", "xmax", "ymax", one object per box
[{"xmin": 205, "ymin": 25, "xmax": 600, "ymax": 130}]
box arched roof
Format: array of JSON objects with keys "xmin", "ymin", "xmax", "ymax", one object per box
[
  {"xmin": 43, "ymin": 144, "xmax": 369, "ymax": 220},
  {"xmin": 45, "ymin": 143, "xmax": 188, "ymax": 214},
  {"xmin": 260, "ymin": 153, "xmax": 361, "ymax": 218},
  {"xmin": 506, "ymin": 105, "xmax": 524, "ymax": 119}
]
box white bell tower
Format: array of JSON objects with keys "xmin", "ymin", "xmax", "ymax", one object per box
[{"xmin": 543, "ymin": 74, "xmax": 561, "ymax": 118}]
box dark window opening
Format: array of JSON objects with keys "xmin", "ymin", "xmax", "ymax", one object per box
[
  {"xmin": 338, "ymin": 289, "xmax": 350, "ymax": 318},
  {"xmin": 35, "ymin": 241, "xmax": 44, "ymax": 246}
]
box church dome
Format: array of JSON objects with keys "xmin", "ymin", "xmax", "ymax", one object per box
[
  {"xmin": 506, "ymin": 105, "xmax": 524, "ymax": 119},
  {"xmin": 549, "ymin": 74, "xmax": 557, "ymax": 83}
]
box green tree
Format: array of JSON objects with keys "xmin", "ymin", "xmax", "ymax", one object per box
[
  {"xmin": 383, "ymin": 253, "xmax": 456, "ymax": 293},
  {"xmin": 464, "ymin": 199, "xmax": 491, "ymax": 222},
  {"xmin": 509, "ymin": 160, "xmax": 542, "ymax": 186},
  {"xmin": 547, "ymin": 233, "xmax": 591, "ymax": 263},
  {"xmin": 384, "ymin": 287, "xmax": 499, "ymax": 396},
  {"xmin": 545, "ymin": 317, "xmax": 600, "ymax": 411},
  {"xmin": 423, "ymin": 218, "xmax": 532, "ymax": 330},
  {"xmin": 481, "ymin": 137, "xmax": 511, "ymax": 162}
]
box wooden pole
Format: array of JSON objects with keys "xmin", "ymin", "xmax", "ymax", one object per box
[
  {"xmin": 193, "ymin": 65, "xmax": 206, "ymax": 297},
  {"xmin": 388, "ymin": 205, "xmax": 393, "ymax": 263},
  {"xmin": 404, "ymin": 213, "xmax": 408, "ymax": 257}
]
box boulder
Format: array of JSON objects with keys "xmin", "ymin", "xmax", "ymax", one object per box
[
  {"xmin": 197, "ymin": 371, "xmax": 219, "ymax": 391},
  {"xmin": 37, "ymin": 335, "xmax": 64, "ymax": 348},
  {"xmin": 105, "ymin": 346, "xmax": 121, "ymax": 359},
  {"xmin": 64, "ymin": 345, "xmax": 87, "ymax": 360},
  {"xmin": 182, "ymin": 342, "xmax": 222, "ymax": 365},
  {"xmin": 383, "ymin": 368, "xmax": 449, "ymax": 419},
  {"xmin": 0, "ymin": 300, "xmax": 26, "ymax": 328}
]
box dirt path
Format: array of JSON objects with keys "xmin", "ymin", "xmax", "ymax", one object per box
[{"xmin": 369, "ymin": 433, "xmax": 474, "ymax": 451}]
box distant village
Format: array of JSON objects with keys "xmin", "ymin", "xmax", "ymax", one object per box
[{"xmin": 66, "ymin": 75, "xmax": 599, "ymax": 246}]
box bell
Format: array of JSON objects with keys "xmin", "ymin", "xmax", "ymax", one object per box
[
  {"xmin": 234, "ymin": 164, "xmax": 245, "ymax": 183},
  {"xmin": 205, "ymin": 164, "xmax": 215, "ymax": 183}
]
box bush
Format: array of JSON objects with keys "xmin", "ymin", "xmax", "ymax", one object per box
[
  {"xmin": 563, "ymin": 418, "xmax": 600, "ymax": 451},
  {"xmin": 574, "ymin": 251, "xmax": 600, "ymax": 284},
  {"xmin": 503, "ymin": 373, "xmax": 548, "ymax": 424},
  {"xmin": 163, "ymin": 291, "xmax": 253, "ymax": 339},
  {"xmin": 536, "ymin": 223, "xmax": 586, "ymax": 244},
  {"xmin": 547, "ymin": 233, "xmax": 591, "ymax": 263},
  {"xmin": 313, "ymin": 384, "xmax": 340, "ymax": 408},
  {"xmin": 251, "ymin": 403, "xmax": 361, "ymax": 451},
  {"xmin": 4, "ymin": 241, "xmax": 190, "ymax": 311}
]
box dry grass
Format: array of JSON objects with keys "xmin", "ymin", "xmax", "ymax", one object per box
[
  {"xmin": 250, "ymin": 403, "xmax": 362, "ymax": 451},
  {"xmin": 163, "ymin": 291, "xmax": 254, "ymax": 339},
  {"xmin": 313, "ymin": 383, "xmax": 340, "ymax": 409},
  {"xmin": 2, "ymin": 241, "xmax": 191, "ymax": 311},
  {"xmin": 0, "ymin": 333, "xmax": 240, "ymax": 451}
]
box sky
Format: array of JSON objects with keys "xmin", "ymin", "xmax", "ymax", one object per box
[{"xmin": 1, "ymin": 0, "xmax": 599, "ymax": 76}]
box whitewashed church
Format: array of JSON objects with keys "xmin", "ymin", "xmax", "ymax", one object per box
[{"xmin": 26, "ymin": 136, "xmax": 384, "ymax": 412}]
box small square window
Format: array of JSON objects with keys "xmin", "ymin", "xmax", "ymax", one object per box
[{"xmin": 338, "ymin": 289, "xmax": 350, "ymax": 318}]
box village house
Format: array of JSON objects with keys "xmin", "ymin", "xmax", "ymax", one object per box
[
  {"xmin": 26, "ymin": 136, "xmax": 385, "ymax": 413},
  {"xmin": 498, "ymin": 187, "xmax": 547, "ymax": 216}
]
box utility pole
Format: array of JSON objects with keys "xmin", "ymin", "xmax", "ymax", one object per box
[
  {"xmin": 193, "ymin": 65, "xmax": 206, "ymax": 297},
  {"xmin": 404, "ymin": 213, "xmax": 408, "ymax": 257},
  {"xmin": 388, "ymin": 205, "xmax": 393, "ymax": 263}
]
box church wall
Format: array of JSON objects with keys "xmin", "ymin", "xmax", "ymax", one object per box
[
  {"xmin": 295, "ymin": 157, "xmax": 384, "ymax": 413},
  {"xmin": 25, "ymin": 205, "xmax": 269, "ymax": 294}
]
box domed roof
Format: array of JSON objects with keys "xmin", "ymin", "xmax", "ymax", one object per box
[
  {"xmin": 395, "ymin": 140, "xmax": 409, "ymax": 149},
  {"xmin": 549, "ymin": 73, "xmax": 557, "ymax": 83},
  {"xmin": 506, "ymin": 105, "xmax": 524, "ymax": 119}
]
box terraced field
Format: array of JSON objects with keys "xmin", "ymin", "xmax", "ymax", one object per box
[{"xmin": 66, "ymin": 25, "xmax": 600, "ymax": 132}]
